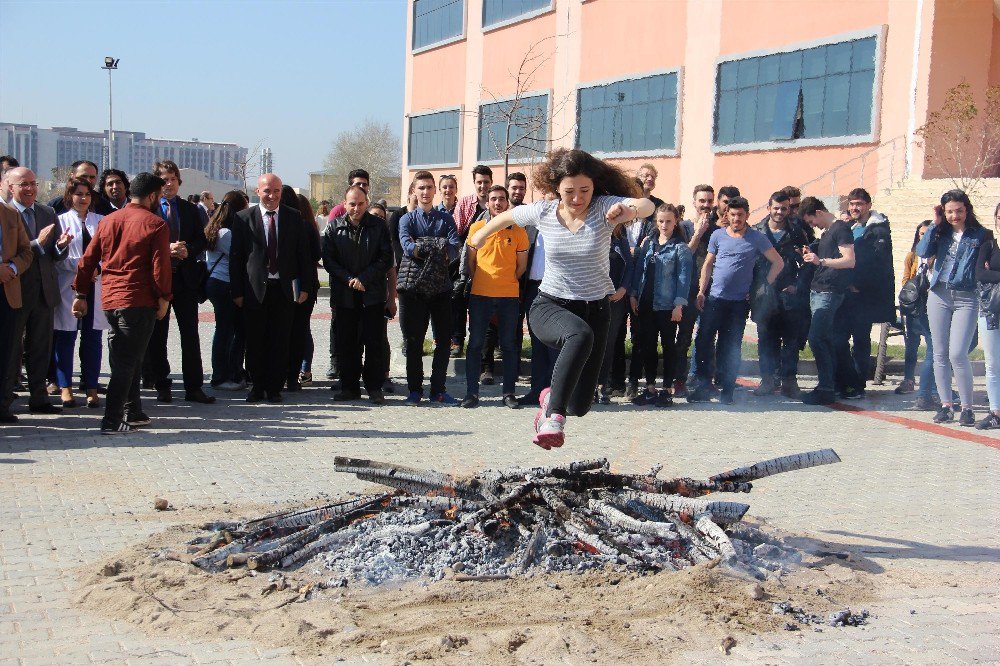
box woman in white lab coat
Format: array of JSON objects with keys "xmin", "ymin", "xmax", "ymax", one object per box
[{"xmin": 54, "ymin": 178, "xmax": 108, "ymax": 408}]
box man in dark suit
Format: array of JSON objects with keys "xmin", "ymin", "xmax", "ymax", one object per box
[
  {"xmin": 47, "ymin": 160, "xmax": 115, "ymax": 216},
  {"xmin": 230, "ymin": 173, "xmax": 312, "ymax": 403},
  {"xmin": 2, "ymin": 167, "xmax": 69, "ymax": 416},
  {"xmin": 143, "ymin": 160, "xmax": 214, "ymax": 403}
]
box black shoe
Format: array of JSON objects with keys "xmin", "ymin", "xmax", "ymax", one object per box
[
  {"xmin": 142, "ymin": 379, "xmax": 156, "ymax": 390},
  {"xmin": 382, "ymin": 379, "xmax": 395, "ymax": 394},
  {"xmin": 503, "ymin": 394, "xmax": 519, "ymax": 409},
  {"xmin": 125, "ymin": 413, "xmax": 152, "ymax": 427},
  {"xmin": 285, "ymin": 381, "xmax": 302, "ymax": 393},
  {"xmin": 460, "ymin": 394, "xmax": 479, "ymax": 408},
  {"xmin": 932, "ymin": 406, "xmax": 954, "ymax": 423},
  {"xmin": 719, "ymin": 389, "xmax": 735, "ymax": 405},
  {"xmin": 801, "ymin": 389, "xmax": 836, "ymax": 405},
  {"xmin": 480, "ymin": 371, "xmax": 494, "ymax": 386},
  {"xmin": 839, "ymin": 387, "xmax": 865, "ymax": 400},
  {"xmin": 0, "ymin": 413, "xmax": 17, "ymax": 423},
  {"xmin": 184, "ymin": 389, "xmax": 216, "ymax": 404},
  {"xmin": 686, "ymin": 385, "xmax": 711, "ymax": 403},
  {"xmin": 975, "ymin": 413, "xmax": 1000, "ymax": 430},
  {"xmin": 101, "ymin": 421, "xmax": 136, "ymax": 435},
  {"xmin": 596, "ymin": 390, "xmax": 611, "ymax": 405},
  {"xmin": 517, "ymin": 393, "xmax": 539, "ymax": 407},
  {"xmin": 266, "ymin": 392, "xmax": 283, "ymax": 403},
  {"xmin": 333, "ymin": 390, "xmax": 361, "ymax": 401},
  {"xmin": 368, "ymin": 390, "xmax": 386, "ymax": 405},
  {"xmin": 28, "ymin": 403, "xmax": 62, "ymax": 414},
  {"xmin": 246, "ymin": 389, "xmax": 266, "ymax": 403},
  {"xmin": 654, "ymin": 392, "xmax": 674, "ymax": 407},
  {"xmin": 958, "ymin": 408, "xmax": 976, "ymax": 427},
  {"xmin": 156, "ymin": 387, "xmax": 173, "ymax": 403},
  {"xmin": 632, "ymin": 388, "xmax": 657, "ymax": 406}
]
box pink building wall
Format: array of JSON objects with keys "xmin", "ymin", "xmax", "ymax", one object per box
[{"xmin": 403, "ymin": 0, "xmax": 998, "ymax": 209}]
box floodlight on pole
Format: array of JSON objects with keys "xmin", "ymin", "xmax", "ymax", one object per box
[{"xmin": 102, "ymin": 57, "xmax": 120, "ymax": 169}]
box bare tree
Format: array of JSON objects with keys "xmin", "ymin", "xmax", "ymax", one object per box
[
  {"xmin": 323, "ymin": 118, "xmax": 401, "ymax": 202},
  {"xmin": 472, "ymin": 35, "xmax": 575, "ymax": 182},
  {"xmin": 916, "ymin": 81, "xmax": 1000, "ymax": 193},
  {"xmin": 225, "ymin": 141, "xmax": 264, "ymax": 194}
]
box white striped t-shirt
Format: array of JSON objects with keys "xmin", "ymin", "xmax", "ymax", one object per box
[{"xmin": 512, "ymin": 195, "xmax": 625, "ymax": 301}]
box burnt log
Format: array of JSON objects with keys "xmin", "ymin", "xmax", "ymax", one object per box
[{"xmin": 709, "ymin": 448, "xmax": 841, "ymax": 484}]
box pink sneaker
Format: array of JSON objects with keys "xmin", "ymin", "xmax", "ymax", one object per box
[
  {"xmin": 534, "ymin": 387, "xmax": 551, "ymax": 432},
  {"xmin": 533, "ymin": 414, "xmax": 565, "ymax": 450}
]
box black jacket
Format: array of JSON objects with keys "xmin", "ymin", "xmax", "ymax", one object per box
[
  {"xmin": 230, "ymin": 204, "xmax": 314, "ymax": 307},
  {"xmin": 852, "ymin": 212, "xmax": 896, "ymax": 323},
  {"xmin": 169, "ymin": 197, "xmax": 208, "ymax": 293},
  {"xmin": 322, "ymin": 212, "xmax": 393, "ymax": 309},
  {"xmin": 753, "ymin": 217, "xmax": 814, "ymax": 305}
]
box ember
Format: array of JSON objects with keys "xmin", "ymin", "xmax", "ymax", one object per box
[{"xmin": 187, "ymin": 449, "xmax": 840, "ymax": 584}]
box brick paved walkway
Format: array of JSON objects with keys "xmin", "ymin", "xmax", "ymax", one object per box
[{"xmin": 1, "ymin": 299, "xmax": 997, "ymax": 664}]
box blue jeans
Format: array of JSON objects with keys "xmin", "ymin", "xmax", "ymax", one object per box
[
  {"xmin": 694, "ymin": 296, "xmax": 749, "ymax": 393},
  {"xmin": 207, "ymin": 277, "xmax": 242, "ymax": 384},
  {"xmin": 979, "ymin": 316, "xmax": 1000, "ymax": 411},
  {"xmin": 53, "ymin": 328, "xmax": 103, "ymax": 389},
  {"xmin": 903, "ymin": 312, "xmax": 936, "ymax": 399},
  {"xmin": 466, "ymin": 295, "xmax": 520, "ymax": 395},
  {"xmin": 808, "ymin": 291, "xmax": 845, "ymax": 392}
]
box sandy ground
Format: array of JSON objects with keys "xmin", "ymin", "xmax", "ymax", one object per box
[{"xmin": 74, "ymin": 505, "xmax": 886, "ymax": 665}]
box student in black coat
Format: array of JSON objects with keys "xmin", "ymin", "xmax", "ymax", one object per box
[{"xmin": 230, "ymin": 174, "xmax": 313, "ymax": 402}]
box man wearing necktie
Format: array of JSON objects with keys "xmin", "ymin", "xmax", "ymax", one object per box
[
  {"xmin": 230, "ymin": 173, "xmax": 312, "ymax": 403},
  {"xmin": 1, "ymin": 168, "xmax": 69, "ymax": 417},
  {"xmin": 142, "ymin": 160, "xmax": 214, "ymax": 404}
]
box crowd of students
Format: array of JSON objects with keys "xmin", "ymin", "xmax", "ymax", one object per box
[{"xmin": 1, "ymin": 149, "xmax": 998, "ymax": 443}]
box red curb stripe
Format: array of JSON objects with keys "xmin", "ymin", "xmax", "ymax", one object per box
[
  {"xmin": 828, "ymin": 402, "xmax": 1000, "ymax": 450},
  {"xmin": 735, "ymin": 378, "xmax": 1000, "ymax": 449}
]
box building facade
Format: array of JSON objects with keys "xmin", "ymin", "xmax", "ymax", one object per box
[
  {"xmin": 401, "ymin": 0, "xmax": 1000, "ymax": 211},
  {"xmin": 0, "ymin": 123, "xmax": 248, "ymax": 185}
]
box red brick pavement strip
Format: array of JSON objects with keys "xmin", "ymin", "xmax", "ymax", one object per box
[{"xmin": 735, "ymin": 378, "xmax": 1000, "ymax": 450}]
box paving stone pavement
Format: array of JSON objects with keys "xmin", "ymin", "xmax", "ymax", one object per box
[{"xmin": 1, "ymin": 299, "xmax": 998, "ymax": 665}]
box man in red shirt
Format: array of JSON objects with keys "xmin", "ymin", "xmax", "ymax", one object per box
[{"xmin": 73, "ymin": 173, "xmax": 172, "ymax": 434}]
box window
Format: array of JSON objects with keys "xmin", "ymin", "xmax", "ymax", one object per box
[
  {"xmin": 413, "ymin": 0, "xmax": 464, "ymax": 51},
  {"xmin": 714, "ymin": 36, "xmax": 877, "ymax": 147},
  {"xmin": 576, "ymin": 72, "xmax": 679, "ymax": 155},
  {"xmin": 408, "ymin": 109, "xmax": 461, "ymax": 166},
  {"xmin": 478, "ymin": 94, "xmax": 548, "ymax": 162},
  {"xmin": 483, "ymin": 0, "xmax": 550, "ymax": 28}
]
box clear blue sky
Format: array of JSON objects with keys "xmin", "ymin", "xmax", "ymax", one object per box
[{"xmin": 0, "ymin": 0, "xmax": 407, "ymax": 190}]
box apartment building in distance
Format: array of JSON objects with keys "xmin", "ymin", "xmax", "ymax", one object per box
[
  {"xmin": 0, "ymin": 122, "xmax": 248, "ymax": 186},
  {"xmin": 401, "ymin": 0, "xmax": 1000, "ymax": 215}
]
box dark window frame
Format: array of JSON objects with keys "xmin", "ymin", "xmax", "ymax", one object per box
[{"xmin": 407, "ymin": 107, "xmax": 463, "ymax": 168}]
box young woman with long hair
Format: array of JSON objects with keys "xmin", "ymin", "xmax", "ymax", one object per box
[
  {"xmin": 204, "ymin": 190, "xmax": 249, "ymax": 389},
  {"xmin": 916, "ymin": 189, "xmax": 987, "ymax": 426},
  {"xmin": 280, "ymin": 186, "xmax": 321, "ymax": 390},
  {"xmin": 895, "ymin": 220, "xmax": 937, "ymax": 408},
  {"xmin": 470, "ymin": 148, "xmax": 653, "ymax": 448}
]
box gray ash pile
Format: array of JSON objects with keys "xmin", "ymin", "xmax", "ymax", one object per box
[{"xmin": 188, "ymin": 449, "xmax": 840, "ymax": 584}]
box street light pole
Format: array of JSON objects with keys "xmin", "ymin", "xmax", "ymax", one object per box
[{"xmin": 102, "ymin": 57, "xmax": 119, "ymax": 169}]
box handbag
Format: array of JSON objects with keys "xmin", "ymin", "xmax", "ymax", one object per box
[
  {"xmin": 198, "ymin": 255, "xmax": 225, "ymax": 304},
  {"xmin": 898, "ymin": 265, "xmax": 929, "ymax": 317}
]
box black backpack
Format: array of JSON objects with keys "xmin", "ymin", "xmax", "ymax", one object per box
[{"xmin": 898, "ymin": 265, "xmax": 929, "ymax": 317}]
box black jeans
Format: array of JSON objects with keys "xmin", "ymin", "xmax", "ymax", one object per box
[
  {"xmin": 207, "ymin": 277, "xmax": 242, "ymax": 385},
  {"xmin": 757, "ymin": 307, "xmax": 804, "ymax": 380},
  {"xmin": 399, "ymin": 291, "xmax": 453, "ymax": 395},
  {"xmin": 451, "ymin": 291, "xmax": 468, "ymax": 346},
  {"xmin": 335, "ymin": 304, "xmax": 387, "ymax": 394},
  {"xmin": 639, "ymin": 304, "xmax": 680, "ymax": 387},
  {"xmin": 694, "ymin": 297, "xmax": 750, "ymax": 393},
  {"xmin": 104, "ymin": 307, "xmax": 156, "ymax": 427},
  {"xmin": 243, "ymin": 282, "xmax": 294, "ymax": 394},
  {"xmin": 674, "ymin": 291, "xmax": 699, "ymax": 383},
  {"xmin": 529, "ymin": 292, "xmax": 610, "ymax": 418},
  {"xmin": 143, "ymin": 283, "xmax": 204, "ymax": 391},
  {"xmin": 287, "ymin": 298, "xmax": 315, "ymax": 386},
  {"xmin": 598, "ymin": 295, "xmax": 628, "ymax": 390},
  {"xmin": 833, "ymin": 291, "xmax": 864, "ymax": 392},
  {"xmin": 522, "ymin": 280, "xmax": 555, "ymax": 399}
]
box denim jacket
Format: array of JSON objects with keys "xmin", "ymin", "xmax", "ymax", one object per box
[
  {"xmin": 609, "ymin": 233, "xmax": 634, "ymax": 291},
  {"xmin": 629, "ymin": 235, "xmax": 693, "ymax": 311},
  {"xmin": 916, "ymin": 222, "xmax": 988, "ymax": 292}
]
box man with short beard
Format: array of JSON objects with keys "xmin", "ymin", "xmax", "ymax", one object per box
[
  {"xmin": 72, "ymin": 173, "xmax": 172, "ymax": 434},
  {"xmin": 100, "ymin": 169, "xmax": 130, "ymax": 210},
  {"xmin": 506, "ymin": 172, "xmax": 527, "ymax": 207}
]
